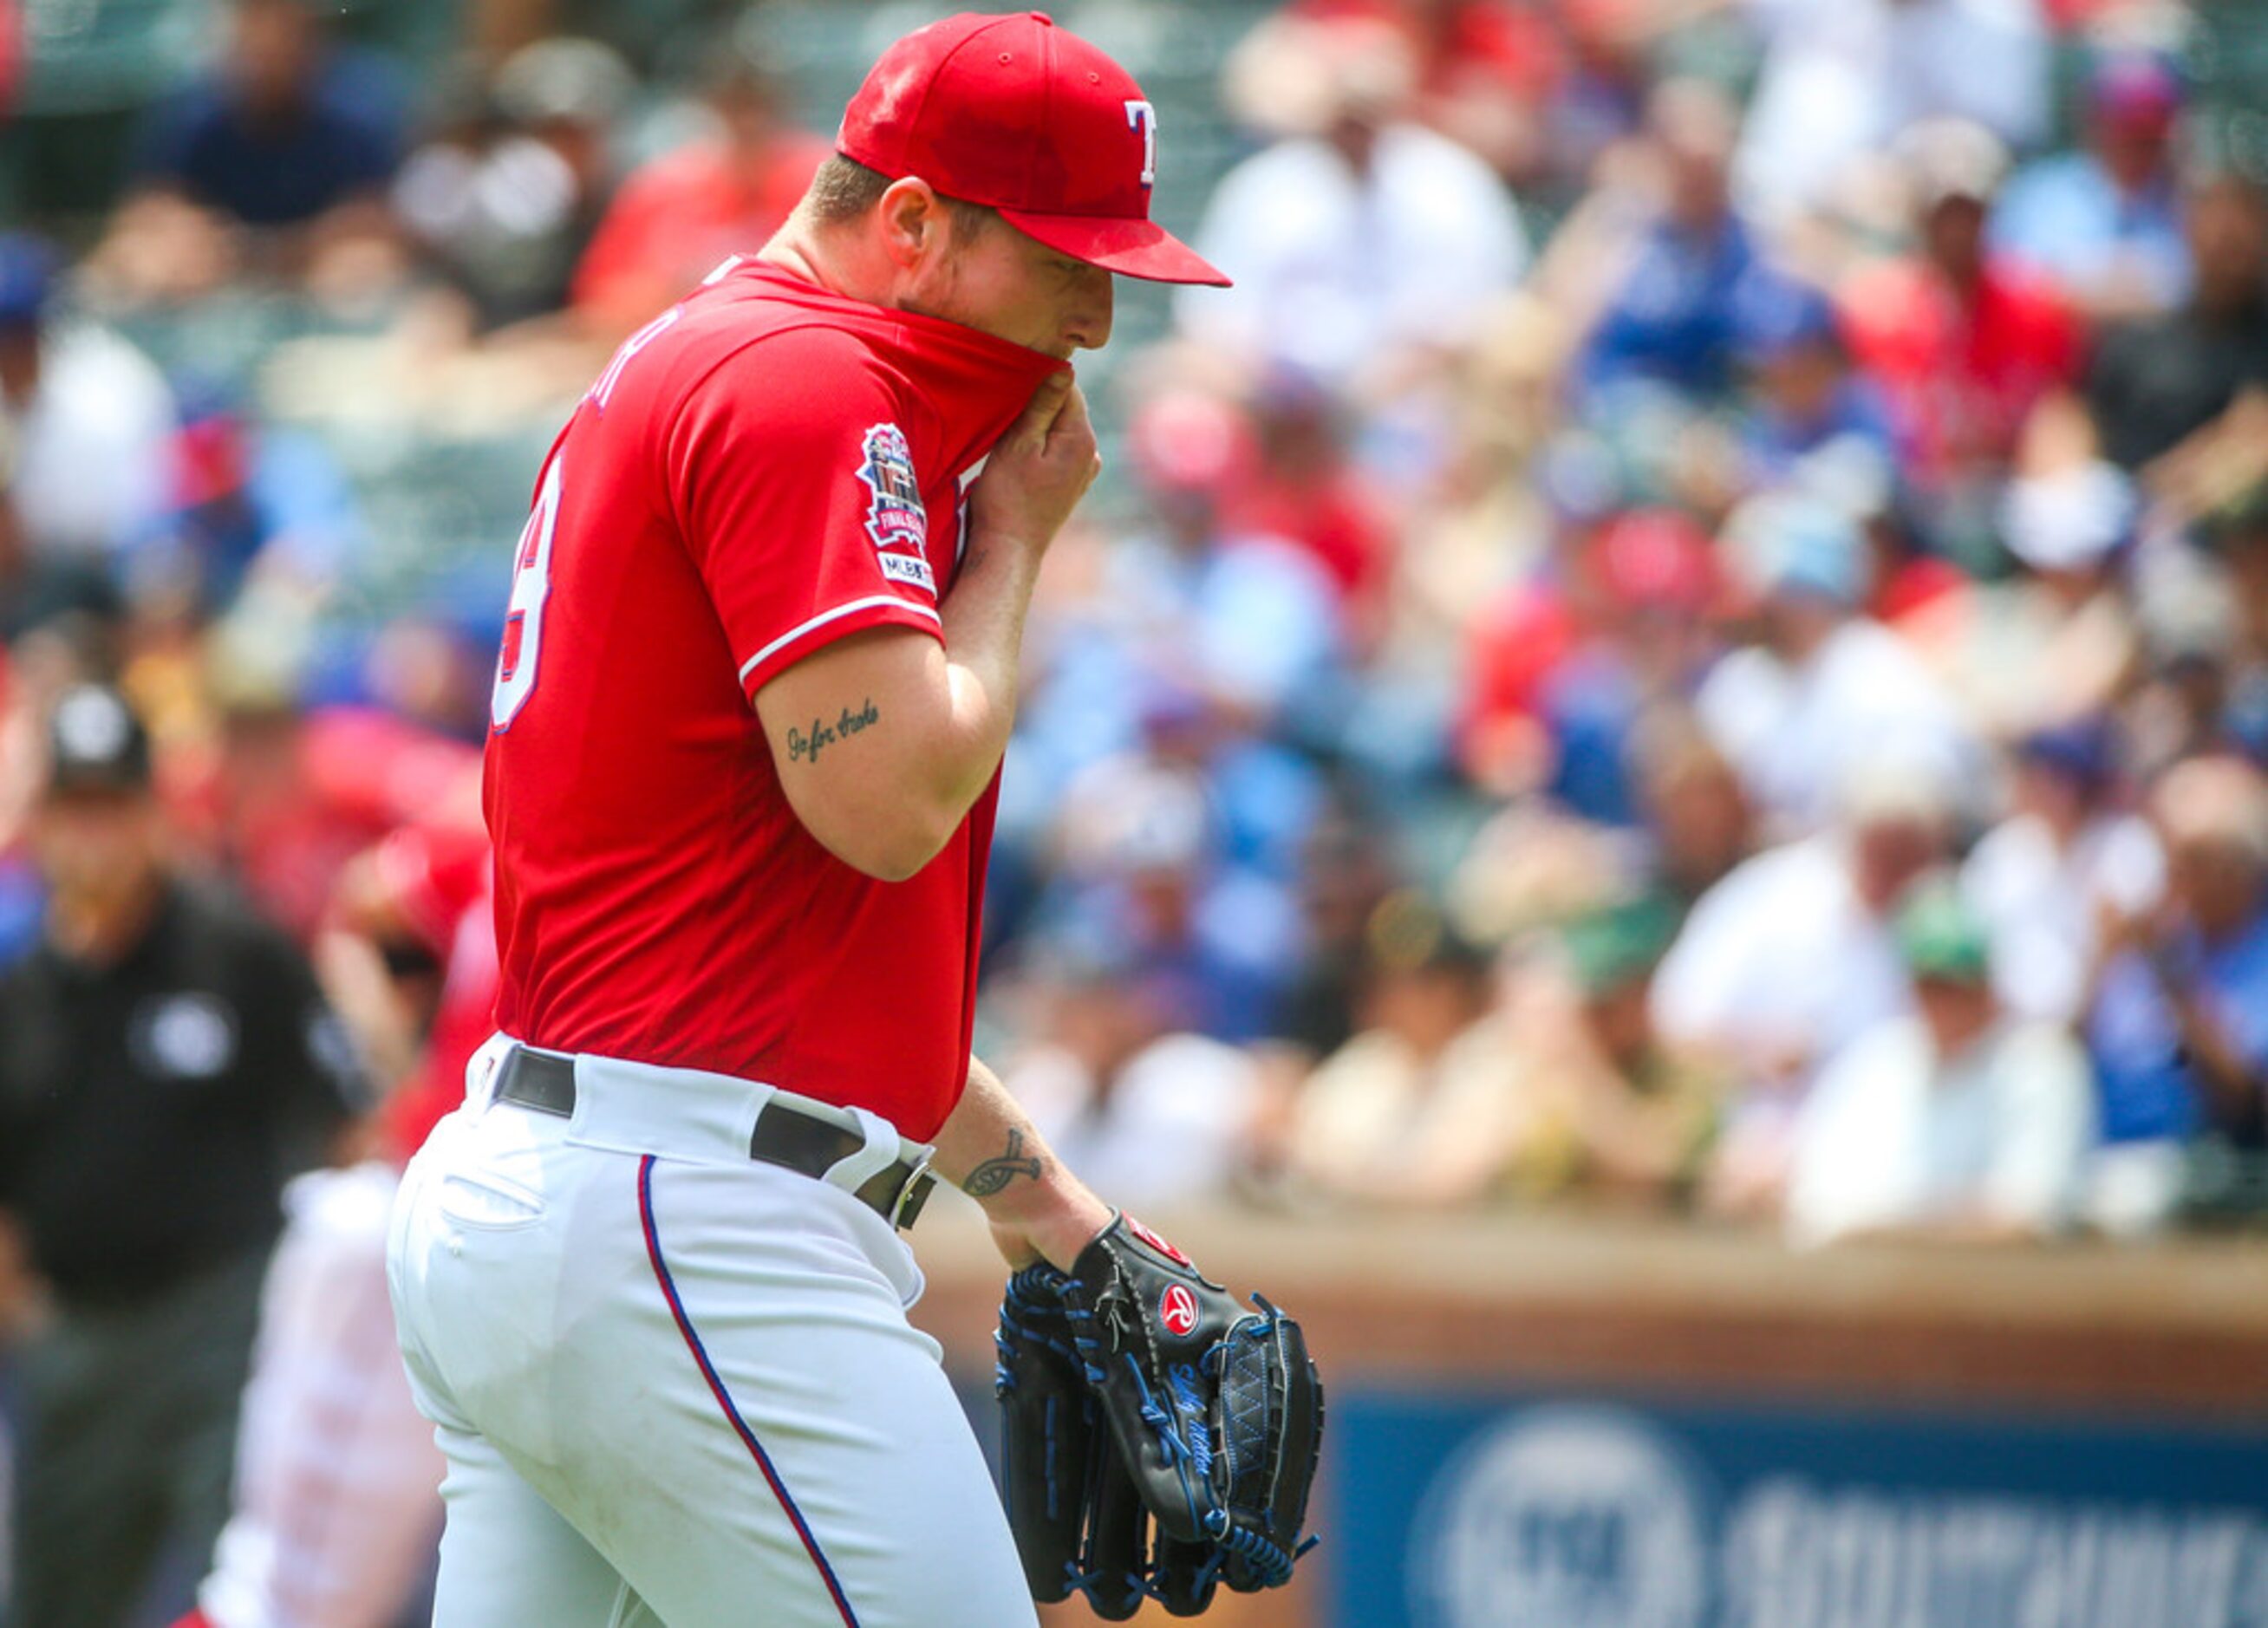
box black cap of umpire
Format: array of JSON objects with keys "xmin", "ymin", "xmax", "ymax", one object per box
[{"xmin": 46, "ymin": 685, "xmax": 153, "ymax": 796}]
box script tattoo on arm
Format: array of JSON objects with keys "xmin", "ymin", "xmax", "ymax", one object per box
[
  {"xmin": 785, "ymin": 697, "xmax": 881, "ymax": 765},
  {"xmin": 962, "ymin": 1127, "xmax": 1046, "ymax": 1197}
]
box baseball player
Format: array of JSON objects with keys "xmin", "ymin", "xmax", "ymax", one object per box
[{"xmin": 386, "ymin": 13, "xmax": 1235, "ymax": 1626}]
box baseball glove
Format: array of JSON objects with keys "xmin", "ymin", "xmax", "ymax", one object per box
[{"xmin": 994, "ymin": 1214, "xmax": 1324, "ymax": 1618}]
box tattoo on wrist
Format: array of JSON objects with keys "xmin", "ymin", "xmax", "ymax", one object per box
[
  {"xmin": 962, "ymin": 1127, "xmax": 1046, "ymax": 1197},
  {"xmin": 786, "ymin": 698, "xmax": 880, "ymax": 764}
]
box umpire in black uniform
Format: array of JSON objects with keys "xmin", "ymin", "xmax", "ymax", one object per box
[{"xmin": 0, "ymin": 686, "xmax": 362, "ymax": 1627}]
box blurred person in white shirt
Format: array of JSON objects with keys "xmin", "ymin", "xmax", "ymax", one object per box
[
  {"xmin": 1787, "ymin": 877, "xmax": 2095, "ymax": 1246},
  {"xmin": 1655, "ymin": 759, "xmax": 1954, "ymax": 1218},
  {"xmin": 1003, "ymin": 946, "xmax": 1267, "ymax": 1214},
  {"xmin": 1285, "ymin": 893, "xmax": 1507, "ymax": 1207},
  {"xmin": 0, "ymin": 237, "xmax": 175, "ymax": 578},
  {"xmin": 1179, "ymin": 15, "xmax": 1528, "ymax": 394},
  {"xmin": 1962, "ymin": 720, "xmax": 2164, "ymax": 1026},
  {"xmin": 1697, "ymin": 491, "xmax": 1978, "ymax": 837},
  {"xmin": 1734, "ymin": 0, "xmax": 2050, "ymax": 233}
]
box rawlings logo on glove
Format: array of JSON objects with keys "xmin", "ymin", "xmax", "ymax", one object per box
[{"xmin": 994, "ymin": 1214, "xmax": 1325, "ymax": 1618}]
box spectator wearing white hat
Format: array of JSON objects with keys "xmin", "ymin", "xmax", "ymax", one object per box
[{"xmin": 1904, "ymin": 454, "xmax": 2141, "ymax": 737}]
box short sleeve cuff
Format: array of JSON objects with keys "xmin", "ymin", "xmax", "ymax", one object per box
[{"xmin": 737, "ymin": 594, "xmax": 943, "ymax": 700}]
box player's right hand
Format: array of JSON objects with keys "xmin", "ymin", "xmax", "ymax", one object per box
[{"xmin": 968, "ymin": 371, "xmax": 1100, "ymax": 563}]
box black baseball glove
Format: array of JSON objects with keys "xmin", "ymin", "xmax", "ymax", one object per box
[{"xmin": 994, "ymin": 1214, "xmax": 1324, "ymax": 1618}]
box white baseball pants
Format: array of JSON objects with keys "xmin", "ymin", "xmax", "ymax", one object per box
[
  {"xmin": 199, "ymin": 1162, "xmax": 445, "ymax": 1628},
  {"xmin": 385, "ymin": 1036, "xmax": 1037, "ymax": 1628}
]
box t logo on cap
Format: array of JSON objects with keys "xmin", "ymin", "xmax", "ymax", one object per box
[
  {"xmin": 1125, "ymin": 99, "xmax": 1157, "ymax": 188},
  {"xmin": 836, "ymin": 12, "xmax": 1228, "ymax": 287}
]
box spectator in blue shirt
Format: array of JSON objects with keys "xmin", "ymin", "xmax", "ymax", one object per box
[
  {"xmin": 1990, "ymin": 52, "xmax": 2190, "ymax": 321},
  {"xmin": 2089, "ymin": 756, "xmax": 2268, "ymax": 1156},
  {"xmin": 1576, "ymin": 80, "xmax": 1763, "ymax": 408},
  {"xmin": 1731, "ymin": 273, "xmax": 1900, "ymax": 485},
  {"xmin": 126, "ymin": 381, "xmax": 363, "ymax": 619},
  {"xmin": 1033, "ymin": 759, "xmax": 1295, "ymax": 1045},
  {"xmin": 134, "ymin": 0, "xmax": 402, "ymax": 230}
]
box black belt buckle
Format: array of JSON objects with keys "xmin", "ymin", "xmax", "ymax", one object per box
[
  {"xmin": 884, "ymin": 1152, "xmax": 937, "ymax": 1230},
  {"xmin": 750, "ymin": 1100, "xmax": 938, "ymax": 1234},
  {"xmin": 774, "ymin": 1104, "xmax": 935, "ymax": 1233},
  {"xmin": 495, "ymin": 1045, "xmax": 576, "ymax": 1116}
]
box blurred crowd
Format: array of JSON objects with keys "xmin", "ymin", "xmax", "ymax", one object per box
[
  {"xmin": 0, "ymin": 0, "xmax": 2264, "ymax": 1351},
  {"xmin": 3, "ymin": 0, "xmax": 2268, "ymax": 1616},
  {"xmin": 995, "ymin": 0, "xmax": 2268, "ymax": 1248}
]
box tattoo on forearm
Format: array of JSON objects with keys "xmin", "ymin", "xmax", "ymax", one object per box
[
  {"xmin": 962, "ymin": 1127, "xmax": 1046, "ymax": 1197},
  {"xmin": 786, "ymin": 697, "xmax": 881, "ymax": 764}
]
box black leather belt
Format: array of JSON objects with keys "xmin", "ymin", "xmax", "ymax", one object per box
[{"xmin": 492, "ymin": 1046, "xmax": 936, "ymax": 1231}]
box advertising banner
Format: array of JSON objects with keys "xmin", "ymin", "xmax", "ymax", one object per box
[{"xmin": 1335, "ymin": 1390, "xmax": 2268, "ymax": 1628}]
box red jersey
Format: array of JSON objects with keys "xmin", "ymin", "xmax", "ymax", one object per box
[
  {"xmin": 1840, "ymin": 258, "xmax": 2081, "ymax": 488},
  {"xmin": 485, "ymin": 260, "xmax": 1060, "ymax": 1138}
]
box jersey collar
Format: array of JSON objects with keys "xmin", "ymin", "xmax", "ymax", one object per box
[{"xmin": 736, "ymin": 261, "xmax": 1067, "ymax": 472}]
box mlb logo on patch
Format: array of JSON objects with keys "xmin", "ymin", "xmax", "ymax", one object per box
[{"xmin": 857, "ymin": 422, "xmax": 934, "ymax": 592}]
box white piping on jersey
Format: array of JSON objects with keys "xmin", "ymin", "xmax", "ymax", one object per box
[
  {"xmin": 738, "ymin": 596, "xmax": 942, "ymax": 684},
  {"xmin": 954, "ymin": 470, "xmax": 979, "ymax": 572}
]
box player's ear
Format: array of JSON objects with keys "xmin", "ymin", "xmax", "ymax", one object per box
[{"xmin": 876, "ymin": 177, "xmax": 946, "ymax": 268}]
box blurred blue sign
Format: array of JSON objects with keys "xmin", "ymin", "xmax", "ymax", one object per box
[{"xmin": 1333, "ymin": 1390, "xmax": 2268, "ymax": 1628}]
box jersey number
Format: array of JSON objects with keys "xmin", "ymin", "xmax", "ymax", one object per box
[
  {"xmin": 490, "ymin": 453, "xmax": 563, "ymax": 732},
  {"xmin": 488, "ymin": 306, "xmax": 685, "ymax": 730}
]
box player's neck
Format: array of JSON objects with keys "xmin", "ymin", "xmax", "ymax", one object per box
[{"xmin": 758, "ymin": 215, "xmax": 894, "ymax": 311}]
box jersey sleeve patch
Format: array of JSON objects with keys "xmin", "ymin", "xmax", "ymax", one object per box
[
  {"xmin": 857, "ymin": 423, "xmax": 935, "ymax": 596},
  {"xmin": 668, "ymin": 330, "xmax": 951, "ymax": 702}
]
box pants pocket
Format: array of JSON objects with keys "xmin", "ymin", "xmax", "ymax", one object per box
[{"xmin": 434, "ymin": 1170, "xmax": 548, "ymax": 1231}]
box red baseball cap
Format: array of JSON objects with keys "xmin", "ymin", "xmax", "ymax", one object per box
[{"xmin": 837, "ymin": 11, "xmax": 1229, "ymax": 287}]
